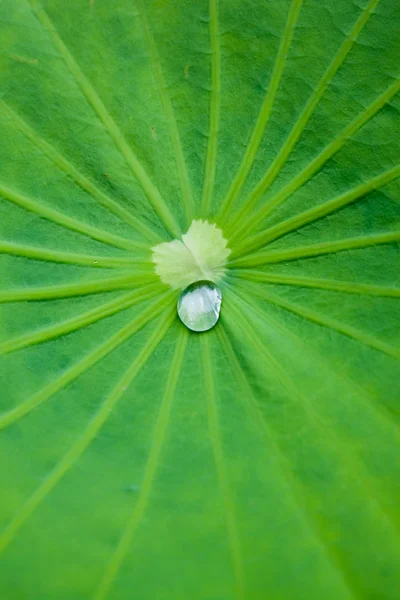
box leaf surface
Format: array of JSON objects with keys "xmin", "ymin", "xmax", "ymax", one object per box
[{"xmin": 0, "ymin": 0, "xmax": 400, "ymax": 598}]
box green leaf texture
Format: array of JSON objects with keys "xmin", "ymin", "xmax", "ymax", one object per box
[{"xmin": 1, "ymin": 0, "xmax": 400, "ymax": 598}]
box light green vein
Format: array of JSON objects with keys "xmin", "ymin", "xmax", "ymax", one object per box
[
  {"xmin": 226, "ymin": 290, "xmax": 400, "ymax": 539},
  {"xmin": 226, "ymin": 293, "xmax": 331, "ymax": 438},
  {"xmin": 136, "ymin": 0, "xmax": 194, "ymax": 225},
  {"xmin": 94, "ymin": 327, "xmax": 188, "ymax": 600},
  {"xmin": 0, "ymin": 272, "xmax": 157, "ymax": 303},
  {"xmin": 237, "ymin": 283, "xmax": 400, "ymax": 360},
  {"xmin": 218, "ymin": 0, "xmax": 303, "ymax": 220},
  {"xmin": 227, "ymin": 0, "xmax": 380, "ymax": 231},
  {"xmin": 28, "ymin": 0, "xmax": 181, "ymax": 238},
  {"xmin": 0, "ymin": 240, "xmax": 148, "ymax": 269},
  {"xmin": 0, "ymin": 99, "xmax": 160, "ymax": 244},
  {"xmin": 229, "ymin": 230, "xmax": 400, "ymax": 268},
  {"xmin": 0, "ymin": 183, "xmax": 145, "ymax": 253},
  {"xmin": 201, "ymin": 334, "xmax": 245, "ymax": 600},
  {"xmin": 231, "ymin": 76, "xmax": 400, "ymax": 242},
  {"xmin": 0, "ymin": 308, "xmax": 175, "ymax": 554},
  {"xmin": 0, "ymin": 287, "xmax": 159, "ymax": 356},
  {"xmin": 0, "ymin": 291, "xmax": 173, "ymax": 432},
  {"xmin": 234, "ymin": 163, "xmax": 400, "ymax": 257},
  {"xmin": 229, "ymin": 270, "xmax": 400, "ymax": 297},
  {"xmin": 201, "ymin": 0, "xmax": 221, "ymax": 215},
  {"xmin": 230, "ymin": 287, "xmax": 400, "ymax": 438},
  {"xmin": 216, "ymin": 324, "xmax": 357, "ymax": 599}
]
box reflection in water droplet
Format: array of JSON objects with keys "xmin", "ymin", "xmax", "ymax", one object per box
[{"xmin": 177, "ymin": 280, "xmax": 222, "ymax": 332}]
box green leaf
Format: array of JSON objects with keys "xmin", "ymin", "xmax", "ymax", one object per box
[{"xmin": 1, "ymin": 0, "xmax": 400, "ymax": 598}]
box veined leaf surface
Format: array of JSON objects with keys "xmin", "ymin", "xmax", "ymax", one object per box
[{"xmin": 1, "ymin": 0, "xmax": 400, "ymax": 598}]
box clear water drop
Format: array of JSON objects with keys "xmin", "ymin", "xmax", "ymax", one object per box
[{"xmin": 177, "ymin": 280, "xmax": 222, "ymax": 332}]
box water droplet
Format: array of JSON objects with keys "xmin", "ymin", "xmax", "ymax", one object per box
[{"xmin": 177, "ymin": 280, "xmax": 222, "ymax": 332}]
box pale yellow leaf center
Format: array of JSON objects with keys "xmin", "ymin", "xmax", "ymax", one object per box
[{"xmin": 151, "ymin": 220, "xmax": 231, "ymax": 290}]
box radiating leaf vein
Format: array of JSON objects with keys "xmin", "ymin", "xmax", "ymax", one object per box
[
  {"xmin": 216, "ymin": 324, "xmax": 357, "ymax": 600},
  {"xmin": 136, "ymin": 0, "xmax": 194, "ymax": 225},
  {"xmin": 0, "ymin": 240, "xmax": 147, "ymax": 269},
  {"xmin": 238, "ymin": 284, "xmax": 400, "ymax": 360},
  {"xmin": 0, "ymin": 291, "xmax": 173, "ymax": 430},
  {"xmin": 231, "ymin": 77, "xmax": 400, "ymax": 242},
  {"xmin": 0, "ymin": 273, "xmax": 157, "ymax": 303},
  {"xmin": 201, "ymin": 0, "xmax": 221, "ymax": 215},
  {"xmin": 234, "ymin": 163, "xmax": 400, "ymax": 257},
  {"xmin": 229, "ymin": 230, "xmax": 400, "ymax": 267},
  {"xmin": 0, "ymin": 99, "xmax": 160, "ymax": 244},
  {"xmin": 227, "ymin": 0, "xmax": 381, "ymax": 231},
  {"xmin": 230, "ymin": 289, "xmax": 400, "ymax": 438},
  {"xmin": 94, "ymin": 327, "xmax": 188, "ymax": 600},
  {"xmin": 201, "ymin": 334, "xmax": 245, "ymax": 600},
  {"xmin": 229, "ymin": 270, "xmax": 400, "ymax": 297},
  {"xmin": 28, "ymin": 0, "xmax": 180, "ymax": 238},
  {"xmin": 0, "ymin": 288, "xmax": 159, "ymax": 356},
  {"xmin": 227, "ymin": 290, "xmax": 400, "ymax": 535},
  {"xmin": 0, "ymin": 309, "xmax": 175, "ymax": 555},
  {"xmin": 219, "ymin": 0, "xmax": 304, "ymax": 219},
  {"xmin": 0, "ymin": 182, "xmax": 144, "ymax": 253}
]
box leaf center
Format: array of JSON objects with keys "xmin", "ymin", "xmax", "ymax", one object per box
[{"xmin": 152, "ymin": 220, "xmax": 231, "ymax": 289}]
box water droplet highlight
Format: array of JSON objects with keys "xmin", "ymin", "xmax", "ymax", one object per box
[{"xmin": 177, "ymin": 280, "xmax": 222, "ymax": 332}]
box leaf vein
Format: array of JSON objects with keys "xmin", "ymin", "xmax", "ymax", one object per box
[
  {"xmin": 0, "ymin": 291, "xmax": 173, "ymax": 431},
  {"xmin": 0, "ymin": 240, "xmax": 147, "ymax": 269},
  {"xmin": 201, "ymin": 335, "xmax": 245, "ymax": 600},
  {"xmin": 0, "ymin": 183, "xmax": 145, "ymax": 253},
  {"xmin": 227, "ymin": 289, "xmax": 400, "ymax": 537},
  {"xmin": 234, "ymin": 163, "xmax": 400, "ymax": 257},
  {"xmin": 216, "ymin": 323, "xmax": 358, "ymax": 599},
  {"xmin": 0, "ymin": 288, "xmax": 157, "ymax": 356},
  {"xmin": 201, "ymin": 0, "xmax": 221, "ymax": 215},
  {"xmin": 136, "ymin": 0, "xmax": 194, "ymax": 225},
  {"xmin": 94, "ymin": 328, "xmax": 188, "ymax": 600},
  {"xmin": 229, "ymin": 270, "xmax": 400, "ymax": 297},
  {"xmin": 218, "ymin": 0, "xmax": 303, "ymax": 219},
  {"xmin": 227, "ymin": 0, "xmax": 380, "ymax": 232},
  {"xmin": 0, "ymin": 309, "xmax": 174, "ymax": 555},
  {"xmin": 0, "ymin": 273, "xmax": 157, "ymax": 304},
  {"xmin": 232, "ymin": 77, "xmax": 400, "ymax": 242},
  {"xmin": 28, "ymin": 0, "xmax": 180, "ymax": 238},
  {"xmin": 229, "ymin": 231, "xmax": 400, "ymax": 267},
  {"xmin": 0, "ymin": 100, "xmax": 160, "ymax": 244},
  {"xmin": 240, "ymin": 284, "xmax": 400, "ymax": 360}
]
